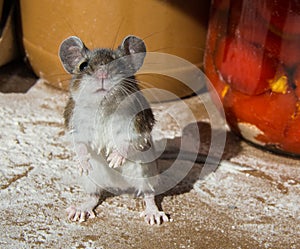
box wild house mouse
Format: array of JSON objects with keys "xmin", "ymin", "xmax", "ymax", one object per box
[{"xmin": 59, "ymin": 35, "xmax": 169, "ymax": 225}]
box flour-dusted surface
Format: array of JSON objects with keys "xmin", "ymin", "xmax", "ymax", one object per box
[{"xmin": 0, "ymin": 81, "xmax": 299, "ymax": 248}]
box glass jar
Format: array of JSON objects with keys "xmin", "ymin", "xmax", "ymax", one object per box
[{"xmin": 204, "ymin": 0, "xmax": 300, "ymax": 156}]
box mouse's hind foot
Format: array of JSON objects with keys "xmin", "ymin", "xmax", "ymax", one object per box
[
  {"xmin": 66, "ymin": 194, "xmax": 99, "ymax": 223},
  {"xmin": 141, "ymin": 194, "xmax": 169, "ymax": 225}
]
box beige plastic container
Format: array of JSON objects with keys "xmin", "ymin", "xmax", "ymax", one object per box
[{"xmin": 20, "ymin": 0, "xmax": 210, "ymax": 100}]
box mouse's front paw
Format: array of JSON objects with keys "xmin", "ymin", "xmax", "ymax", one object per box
[
  {"xmin": 75, "ymin": 153, "xmax": 92, "ymax": 175},
  {"xmin": 140, "ymin": 210, "xmax": 169, "ymax": 225},
  {"xmin": 66, "ymin": 205, "xmax": 96, "ymax": 223},
  {"xmin": 107, "ymin": 149, "xmax": 127, "ymax": 168},
  {"xmin": 75, "ymin": 143, "xmax": 92, "ymax": 175}
]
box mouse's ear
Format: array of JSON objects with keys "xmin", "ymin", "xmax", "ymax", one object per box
[
  {"xmin": 119, "ymin": 35, "xmax": 146, "ymax": 71},
  {"xmin": 59, "ymin": 36, "xmax": 88, "ymax": 74}
]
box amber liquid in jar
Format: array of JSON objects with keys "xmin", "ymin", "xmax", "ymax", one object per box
[{"xmin": 204, "ymin": 0, "xmax": 300, "ymax": 155}]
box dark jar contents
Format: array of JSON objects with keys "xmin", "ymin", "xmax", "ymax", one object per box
[{"xmin": 204, "ymin": 0, "xmax": 300, "ymax": 156}]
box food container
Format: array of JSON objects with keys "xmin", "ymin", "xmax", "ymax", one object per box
[{"xmin": 204, "ymin": 0, "xmax": 300, "ymax": 156}]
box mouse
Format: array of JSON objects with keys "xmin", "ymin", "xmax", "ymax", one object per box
[{"xmin": 59, "ymin": 35, "xmax": 169, "ymax": 225}]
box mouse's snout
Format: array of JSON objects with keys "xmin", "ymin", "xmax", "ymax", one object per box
[{"xmin": 94, "ymin": 67, "xmax": 108, "ymax": 80}]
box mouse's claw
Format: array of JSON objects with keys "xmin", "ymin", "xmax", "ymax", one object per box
[
  {"xmin": 140, "ymin": 210, "xmax": 169, "ymax": 225},
  {"xmin": 66, "ymin": 206, "xmax": 96, "ymax": 223}
]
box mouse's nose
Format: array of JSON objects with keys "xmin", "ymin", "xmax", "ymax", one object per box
[{"xmin": 95, "ymin": 68, "xmax": 108, "ymax": 80}]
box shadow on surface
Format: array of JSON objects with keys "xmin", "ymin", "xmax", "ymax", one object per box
[
  {"xmin": 155, "ymin": 121, "xmax": 242, "ymax": 210},
  {"xmin": 0, "ymin": 60, "xmax": 37, "ymax": 93}
]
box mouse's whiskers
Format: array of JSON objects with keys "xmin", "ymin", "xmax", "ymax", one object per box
[{"xmin": 123, "ymin": 78, "xmax": 163, "ymax": 103}]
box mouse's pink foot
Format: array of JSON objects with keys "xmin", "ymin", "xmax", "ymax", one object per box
[
  {"xmin": 141, "ymin": 194, "xmax": 169, "ymax": 225},
  {"xmin": 140, "ymin": 209, "xmax": 169, "ymax": 225},
  {"xmin": 66, "ymin": 206, "xmax": 96, "ymax": 223},
  {"xmin": 107, "ymin": 149, "xmax": 127, "ymax": 168},
  {"xmin": 66, "ymin": 194, "xmax": 99, "ymax": 223}
]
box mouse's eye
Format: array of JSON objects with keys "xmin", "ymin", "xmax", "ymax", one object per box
[{"xmin": 79, "ymin": 61, "xmax": 89, "ymax": 72}]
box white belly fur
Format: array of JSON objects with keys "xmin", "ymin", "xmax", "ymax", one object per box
[{"xmin": 72, "ymin": 100, "xmax": 158, "ymax": 196}]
